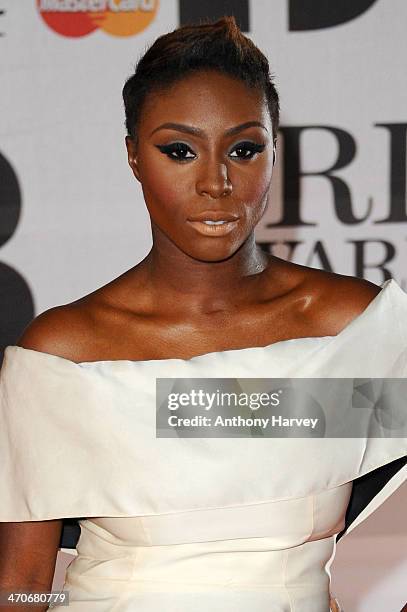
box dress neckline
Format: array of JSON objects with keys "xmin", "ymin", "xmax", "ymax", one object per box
[{"xmin": 7, "ymin": 278, "xmax": 398, "ymax": 368}]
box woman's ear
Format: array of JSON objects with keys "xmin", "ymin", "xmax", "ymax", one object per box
[
  {"xmin": 125, "ymin": 136, "xmax": 141, "ymax": 182},
  {"xmin": 272, "ymin": 140, "xmax": 277, "ymax": 167}
]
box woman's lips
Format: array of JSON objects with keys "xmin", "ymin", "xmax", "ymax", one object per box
[{"xmin": 186, "ymin": 219, "xmax": 239, "ymax": 236}]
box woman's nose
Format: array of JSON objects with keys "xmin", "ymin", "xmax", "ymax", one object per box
[{"xmin": 196, "ymin": 161, "xmax": 232, "ymax": 199}]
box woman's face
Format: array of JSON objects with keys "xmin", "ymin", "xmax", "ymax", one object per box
[{"xmin": 126, "ymin": 70, "xmax": 276, "ymax": 262}]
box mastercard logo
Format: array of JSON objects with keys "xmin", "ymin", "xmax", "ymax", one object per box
[{"xmin": 37, "ymin": 0, "xmax": 159, "ymax": 38}]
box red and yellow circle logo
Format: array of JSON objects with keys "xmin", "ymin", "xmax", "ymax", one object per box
[{"xmin": 37, "ymin": 0, "xmax": 159, "ymax": 38}]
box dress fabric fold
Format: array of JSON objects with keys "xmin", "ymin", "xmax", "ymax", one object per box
[{"xmin": 0, "ymin": 278, "xmax": 406, "ymax": 611}]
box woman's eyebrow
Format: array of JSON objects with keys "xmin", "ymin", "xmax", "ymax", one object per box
[{"xmin": 149, "ymin": 121, "xmax": 268, "ymax": 138}]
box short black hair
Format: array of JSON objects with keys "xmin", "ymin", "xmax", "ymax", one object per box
[{"xmin": 122, "ymin": 16, "xmax": 280, "ymax": 143}]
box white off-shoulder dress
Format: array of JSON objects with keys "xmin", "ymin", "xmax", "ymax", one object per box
[{"xmin": 0, "ymin": 278, "xmax": 406, "ymax": 612}]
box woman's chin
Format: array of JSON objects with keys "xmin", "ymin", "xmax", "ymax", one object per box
[{"xmin": 183, "ymin": 244, "xmax": 242, "ymax": 263}]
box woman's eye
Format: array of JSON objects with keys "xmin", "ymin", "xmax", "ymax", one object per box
[
  {"xmin": 229, "ymin": 141, "xmax": 266, "ymax": 159},
  {"xmin": 156, "ymin": 143, "xmax": 196, "ymax": 161},
  {"xmin": 155, "ymin": 141, "xmax": 266, "ymax": 162}
]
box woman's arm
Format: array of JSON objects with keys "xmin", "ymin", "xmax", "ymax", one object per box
[
  {"xmin": 0, "ymin": 311, "xmax": 76, "ymax": 610},
  {"xmin": 0, "ymin": 520, "xmax": 62, "ymax": 611}
]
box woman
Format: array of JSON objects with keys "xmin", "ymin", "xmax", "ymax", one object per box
[{"xmin": 0, "ymin": 17, "xmax": 406, "ymax": 612}]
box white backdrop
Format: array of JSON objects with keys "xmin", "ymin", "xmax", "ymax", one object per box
[
  {"xmin": 2, "ymin": 1, "xmax": 407, "ymax": 309},
  {"xmin": 0, "ymin": 2, "xmax": 406, "ymax": 610}
]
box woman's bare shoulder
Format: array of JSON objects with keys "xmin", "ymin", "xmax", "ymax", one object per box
[
  {"xmin": 15, "ymin": 302, "xmax": 95, "ymax": 363},
  {"xmin": 14, "ymin": 271, "xmax": 146, "ymax": 363},
  {"xmin": 268, "ymin": 258, "xmax": 382, "ymax": 335},
  {"xmin": 300, "ymin": 268, "xmax": 382, "ymax": 336}
]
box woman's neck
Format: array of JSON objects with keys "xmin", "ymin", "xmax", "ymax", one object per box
[{"xmin": 138, "ymin": 234, "xmax": 272, "ymax": 315}]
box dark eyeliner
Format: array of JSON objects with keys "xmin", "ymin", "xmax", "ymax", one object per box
[
  {"xmin": 229, "ymin": 141, "xmax": 266, "ymax": 158},
  {"xmin": 155, "ymin": 143, "xmax": 195, "ymax": 161}
]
